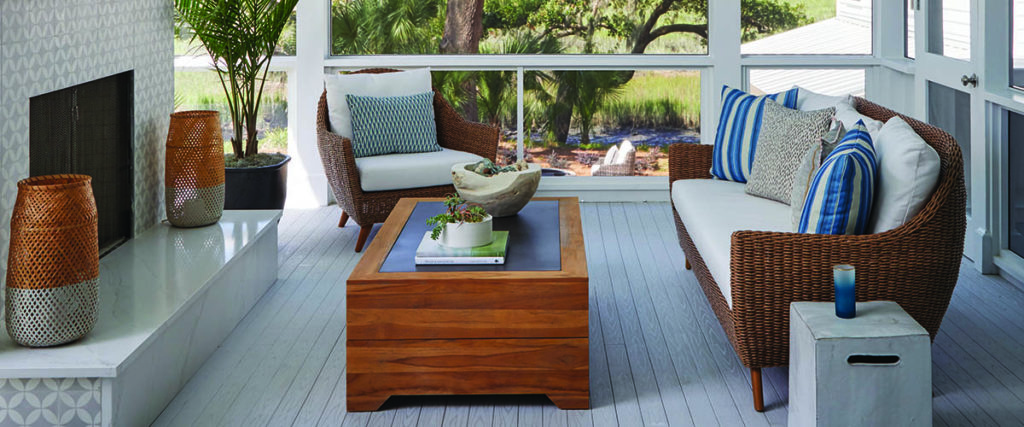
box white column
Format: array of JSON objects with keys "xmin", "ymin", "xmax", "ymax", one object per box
[
  {"xmin": 287, "ymin": 0, "xmax": 331, "ymax": 208},
  {"xmin": 704, "ymin": 0, "xmax": 742, "ymax": 145}
]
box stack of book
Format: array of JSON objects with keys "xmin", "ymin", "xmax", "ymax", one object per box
[{"xmin": 415, "ymin": 231, "xmax": 509, "ymax": 265}]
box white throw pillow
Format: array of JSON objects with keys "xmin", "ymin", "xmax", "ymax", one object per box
[
  {"xmin": 794, "ymin": 86, "xmax": 854, "ymax": 112},
  {"xmin": 603, "ymin": 146, "xmax": 619, "ymax": 165},
  {"xmin": 324, "ymin": 69, "xmax": 433, "ymax": 139},
  {"xmin": 835, "ymin": 102, "xmax": 883, "ymax": 140},
  {"xmin": 869, "ymin": 116, "xmax": 941, "ymax": 233}
]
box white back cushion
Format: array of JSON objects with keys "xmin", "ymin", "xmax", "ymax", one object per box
[
  {"xmin": 835, "ymin": 102, "xmax": 883, "ymax": 140},
  {"xmin": 614, "ymin": 140, "xmax": 635, "ymax": 164},
  {"xmin": 324, "ymin": 69, "xmax": 433, "ymax": 139},
  {"xmin": 869, "ymin": 116, "xmax": 941, "ymax": 233},
  {"xmin": 794, "ymin": 86, "xmax": 854, "ymax": 111},
  {"xmin": 603, "ymin": 146, "xmax": 619, "ymax": 165}
]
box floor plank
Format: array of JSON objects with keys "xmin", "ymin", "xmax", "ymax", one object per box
[{"xmin": 151, "ymin": 204, "xmax": 1024, "ymax": 427}]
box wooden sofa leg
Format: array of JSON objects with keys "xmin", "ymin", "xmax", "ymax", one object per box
[
  {"xmin": 751, "ymin": 368, "xmax": 765, "ymax": 412},
  {"xmin": 355, "ymin": 225, "xmax": 372, "ymax": 252},
  {"xmin": 685, "ymin": 259, "xmax": 692, "ymax": 270},
  {"xmin": 339, "ymin": 211, "xmax": 349, "ymax": 228}
]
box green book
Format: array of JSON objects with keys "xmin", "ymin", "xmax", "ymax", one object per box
[{"xmin": 415, "ymin": 231, "xmax": 509, "ymax": 265}]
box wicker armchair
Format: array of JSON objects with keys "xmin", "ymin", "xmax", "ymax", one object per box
[
  {"xmin": 591, "ymin": 141, "xmax": 636, "ymax": 176},
  {"xmin": 316, "ymin": 68, "xmax": 499, "ymax": 252},
  {"xmin": 668, "ymin": 97, "xmax": 966, "ymax": 411}
]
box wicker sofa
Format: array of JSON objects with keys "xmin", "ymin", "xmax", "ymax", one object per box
[
  {"xmin": 316, "ymin": 68, "xmax": 499, "ymax": 252},
  {"xmin": 668, "ymin": 97, "xmax": 966, "ymax": 412}
]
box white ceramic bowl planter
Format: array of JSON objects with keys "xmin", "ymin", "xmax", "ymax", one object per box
[{"xmin": 439, "ymin": 214, "xmax": 493, "ymax": 248}]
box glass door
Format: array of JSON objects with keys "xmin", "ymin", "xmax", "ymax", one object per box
[{"xmin": 914, "ymin": 0, "xmax": 984, "ymax": 262}]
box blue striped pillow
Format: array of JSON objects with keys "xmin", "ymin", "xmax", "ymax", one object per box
[
  {"xmin": 346, "ymin": 91, "xmax": 442, "ymax": 158},
  {"xmin": 710, "ymin": 86, "xmax": 799, "ymax": 182},
  {"xmin": 797, "ymin": 121, "xmax": 878, "ymax": 235}
]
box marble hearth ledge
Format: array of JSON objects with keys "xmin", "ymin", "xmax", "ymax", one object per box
[
  {"xmin": 0, "ymin": 211, "xmax": 280, "ymax": 426},
  {"xmin": 0, "ymin": 210, "xmax": 280, "ymax": 376}
]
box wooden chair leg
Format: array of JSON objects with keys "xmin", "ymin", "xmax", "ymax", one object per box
[
  {"xmin": 751, "ymin": 368, "xmax": 765, "ymax": 412},
  {"xmin": 355, "ymin": 225, "xmax": 372, "ymax": 252},
  {"xmin": 685, "ymin": 259, "xmax": 692, "ymax": 270},
  {"xmin": 339, "ymin": 211, "xmax": 349, "ymax": 228}
]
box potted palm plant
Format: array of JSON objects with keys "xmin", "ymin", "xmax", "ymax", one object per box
[{"xmin": 175, "ymin": 0, "xmax": 299, "ymax": 209}]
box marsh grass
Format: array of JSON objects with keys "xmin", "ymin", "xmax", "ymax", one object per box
[
  {"xmin": 595, "ymin": 70, "xmax": 701, "ymax": 131},
  {"xmin": 175, "ymin": 71, "xmax": 289, "ymax": 153}
]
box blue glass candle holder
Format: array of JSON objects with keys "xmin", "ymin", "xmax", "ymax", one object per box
[{"xmin": 833, "ymin": 264, "xmax": 856, "ymax": 319}]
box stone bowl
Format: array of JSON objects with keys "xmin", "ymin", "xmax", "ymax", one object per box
[{"xmin": 451, "ymin": 162, "xmax": 542, "ymax": 217}]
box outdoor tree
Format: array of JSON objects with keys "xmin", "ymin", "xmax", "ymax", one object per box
[
  {"xmin": 441, "ymin": 0, "xmax": 486, "ymax": 121},
  {"xmin": 331, "ymin": 0, "xmax": 807, "ymax": 144}
]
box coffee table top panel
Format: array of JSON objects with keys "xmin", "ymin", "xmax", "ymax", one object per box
[{"xmin": 379, "ymin": 200, "xmax": 561, "ymax": 273}]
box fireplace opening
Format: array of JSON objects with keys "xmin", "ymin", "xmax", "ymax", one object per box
[{"xmin": 30, "ymin": 71, "xmax": 135, "ymax": 256}]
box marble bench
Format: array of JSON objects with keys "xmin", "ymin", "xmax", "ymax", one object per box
[{"xmin": 0, "ymin": 210, "xmax": 281, "ymax": 427}]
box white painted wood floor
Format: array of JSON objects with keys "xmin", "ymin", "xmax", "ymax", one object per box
[{"xmin": 152, "ymin": 203, "xmax": 1024, "ymax": 427}]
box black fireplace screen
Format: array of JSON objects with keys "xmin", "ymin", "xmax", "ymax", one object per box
[{"xmin": 30, "ymin": 71, "xmax": 134, "ymax": 256}]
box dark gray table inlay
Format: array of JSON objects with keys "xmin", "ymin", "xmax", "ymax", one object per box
[{"xmin": 379, "ymin": 200, "xmax": 561, "ymax": 273}]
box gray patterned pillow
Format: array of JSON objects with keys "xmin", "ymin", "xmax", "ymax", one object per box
[{"xmin": 745, "ymin": 101, "xmax": 835, "ymax": 204}]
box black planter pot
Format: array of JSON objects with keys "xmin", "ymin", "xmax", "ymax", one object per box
[{"xmin": 224, "ymin": 155, "xmax": 290, "ymax": 210}]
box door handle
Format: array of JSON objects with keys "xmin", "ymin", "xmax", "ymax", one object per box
[{"xmin": 961, "ymin": 73, "xmax": 978, "ymax": 88}]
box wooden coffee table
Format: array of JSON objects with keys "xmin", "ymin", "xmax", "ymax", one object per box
[{"xmin": 346, "ymin": 197, "xmax": 589, "ymax": 411}]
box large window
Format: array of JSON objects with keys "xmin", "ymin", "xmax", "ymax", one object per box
[
  {"xmin": 518, "ymin": 70, "xmax": 698, "ymax": 176},
  {"xmin": 174, "ymin": 71, "xmax": 290, "ymax": 154},
  {"xmin": 747, "ymin": 68, "xmax": 865, "ymax": 97},
  {"xmin": 906, "ymin": 0, "xmax": 916, "ymax": 59},
  {"xmin": 1013, "ymin": 0, "xmax": 1024, "ymax": 88},
  {"xmin": 329, "ymin": 0, "xmax": 709, "ymax": 55},
  {"xmin": 926, "ymin": 0, "xmax": 970, "ymax": 60},
  {"xmin": 1009, "ymin": 110, "xmax": 1024, "ymax": 258},
  {"xmin": 740, "ymin": 0, "xmax": 872, "ymax": 55}
]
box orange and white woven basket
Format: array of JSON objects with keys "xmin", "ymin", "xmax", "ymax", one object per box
[
  {"xmin": 5, "ymin": 174, "xmax": 99, "ymax": 347},
  {"xmin": 165, "ymin": 110, "xmax": 225, "ymax": 227}
]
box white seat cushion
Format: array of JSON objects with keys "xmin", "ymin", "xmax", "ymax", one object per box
[
  {"xmin": 672, "ymin": 179, "xmax": 792, "ymax": 308},
  {"xmin": 354, "ymin": 148, "xmax": 482, "ymax": 192}
]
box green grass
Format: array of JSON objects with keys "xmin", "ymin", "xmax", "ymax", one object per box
[
  {"xmin": 792, "ymin": 0, "xmax": 837, "ymax": 23},
  {"xmin": 595, "ymin": 70, "xmax": 701, "ymax": 130}
]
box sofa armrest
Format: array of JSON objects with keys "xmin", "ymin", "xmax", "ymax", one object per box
[
  {"xmin": 669, "ymin": 143, "xmax": 713, "ymax": 183},
  {"xmin": 433, "ymin": 94, "xmax": 499, "ymax": 162},
  {"xmin": 727, "ymin": 228, "xmax": 961, "ymax": 362}
]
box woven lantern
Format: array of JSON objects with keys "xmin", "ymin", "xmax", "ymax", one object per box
[
  {"xmin": 165, "ymin": 110, "xmax": 225, "ymax": 227},
  {"xmin": 5, "ymin": 174, "xmax": 99, "ymax": 347}
]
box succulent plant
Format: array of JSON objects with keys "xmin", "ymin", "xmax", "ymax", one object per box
[
  {"xmin": 468, "ymin": 159, "xmax": 529, "ymax": 177},
  {"xmin": 426, "ymin": 194, "xmax": 489, "ymax": 240}
]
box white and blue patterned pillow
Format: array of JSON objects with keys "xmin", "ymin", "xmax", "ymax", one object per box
[
  {"xmin": 346, "ymin": 91, "xmax": 442, "ymax": 158},
  {"xmin": 797, "ymin": 121, "xmax": 878, "ymax": 235},
  {"xmin": 710, "ymin": 86, "xmax": 799, "ymax": 183}
]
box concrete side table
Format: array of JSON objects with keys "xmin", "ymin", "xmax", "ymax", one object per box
[{"xmin": 788, "ymin": 301, "xmax": 931, "ymax": 427}]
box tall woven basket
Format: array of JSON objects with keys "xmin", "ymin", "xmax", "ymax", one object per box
[
  {"xmin": 5, "ymin": 174, "xmax": 99, "ymax": 347},
  {"xmin": 166, "ymin": 110, "xmax": 225, "ymax": 227}
]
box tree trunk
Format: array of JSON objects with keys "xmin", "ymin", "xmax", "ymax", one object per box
[{"xmin": 440, "ymin": 0, "xmax": 484, "ymax": 122}]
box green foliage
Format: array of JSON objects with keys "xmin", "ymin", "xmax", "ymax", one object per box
[
  {"xmin": 426, "ymin": 195, "xmax": 489, "ymax": 240},
  {"xmin": 468, "ymin": 159, "xmax": 529, "ymax": 176},
  {"xmin": 596, "ymin": 71, "xmax": 701, "ymax": 130},
  {"xmin": 331, "ymin": 0, "xmax": 444, "ymax": 54},
  {"xmin": 175, "ymin": 0, "xmax": 299, "ymax": 160}
]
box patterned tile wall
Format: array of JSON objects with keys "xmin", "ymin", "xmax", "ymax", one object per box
[
  {"xmin": 0, "ymin": 0, "xmax": 174, "ymax": 286},
  {"xmin": 0, "ymin": 378, "xmax": 102, "ymax": 427}
]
